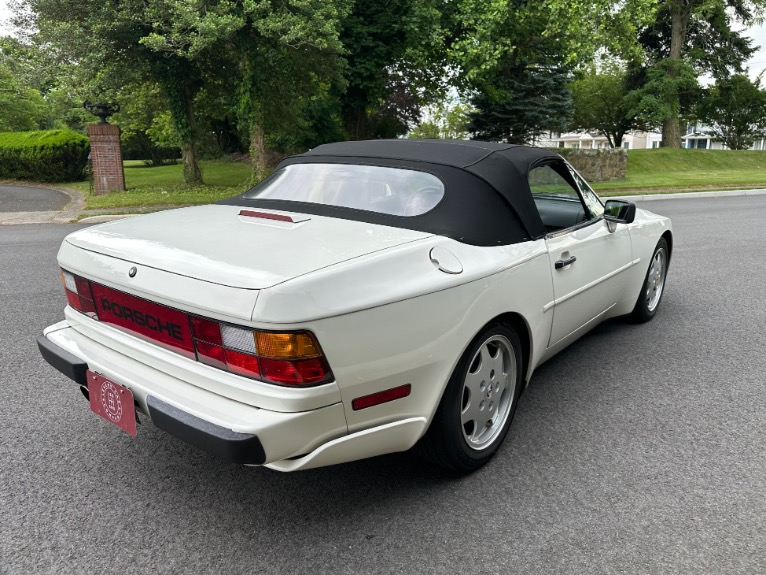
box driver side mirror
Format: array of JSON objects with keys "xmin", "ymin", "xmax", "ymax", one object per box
[{"xmin": 604, "ymin": 199, "xmax": 636, "ymax": 225}]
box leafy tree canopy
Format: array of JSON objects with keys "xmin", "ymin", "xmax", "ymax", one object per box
[
  {"xmin": 571, "ymin": 65, "xmax": 650, "ymax": 148},
  {"xmin": 634, "ymin": 0, "xmax": 766, "ymax": 147},
  {"xmin": 696, "ymin": 74, "xmax": 766, "ymax": 149},
  {"xmin": 467, "ymin": 66, "xmax": 573, "ymax": 145}
]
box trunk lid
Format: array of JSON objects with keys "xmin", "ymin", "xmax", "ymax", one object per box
[{"xmin": 66, "ymin": 205, "xmax": 431, "ymax": 289}]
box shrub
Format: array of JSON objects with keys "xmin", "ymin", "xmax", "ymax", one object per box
[{"xmin": 0, "ymin": 130, "xmax": 90, "ymax": 182}]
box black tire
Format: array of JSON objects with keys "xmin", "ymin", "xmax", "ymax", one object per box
[
  {"xmin": 416, "ymin": 323, "xmax": 523, "ymax": 473},
  {"xmin": 630, "ymin": 237, "xmax": 669, "ymax": 323}
]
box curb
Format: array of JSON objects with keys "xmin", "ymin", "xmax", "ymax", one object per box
[
  {"xmin": 77, "ymin": 214, "xmax": 141, "ymax": 224},
  {"xmin": 615, "ymin": 188, "xmax": 766, "ymax": 202}
]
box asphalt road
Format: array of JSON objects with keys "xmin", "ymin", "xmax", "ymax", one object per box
[
  {"xmin": 2, "ymin": 196, "xmax": 765, "ymax": 574},
  {"xmin": 0, "ymin": 185, "xmax": 70, "ymax": 212}
]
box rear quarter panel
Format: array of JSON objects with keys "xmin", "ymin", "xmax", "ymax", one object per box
[{"xmin": 257, "ymin": 238, "xmax": 554, "ymax": 433}]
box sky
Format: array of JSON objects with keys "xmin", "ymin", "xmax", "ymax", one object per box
[{"xmin": 1, "ymin": 0, "xmax": 766, "ymax": 80}]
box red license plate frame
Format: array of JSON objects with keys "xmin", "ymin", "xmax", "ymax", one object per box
[{"xmin": 86, "ymin": 370, "xmax": 137, "ymax": 436}]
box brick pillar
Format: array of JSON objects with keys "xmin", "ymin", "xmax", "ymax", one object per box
[{"xmin": 86, "ymin": 123, "xmax": 126, "ymax": 194}]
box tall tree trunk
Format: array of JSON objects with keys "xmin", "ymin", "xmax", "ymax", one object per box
[
  {"xmin": 662, "ymin": 3, "xmax": 686, "ymax": 148},
  {"xmin": 250, "ymin": 122, "xmax": 267, "ymax": 181},
  {"xmin": 181, "ymin": 80, "xmax": 203, "ymax": 185}
]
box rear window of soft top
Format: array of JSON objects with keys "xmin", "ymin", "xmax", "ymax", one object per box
[{"xmin": 242, "ymin": 163, "xmax": 445, "ymax": 217}]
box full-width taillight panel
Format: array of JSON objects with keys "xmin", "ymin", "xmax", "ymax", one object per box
[{"xmin": 60, "ymin": 268, "xmax": 334, "ymax": 387}]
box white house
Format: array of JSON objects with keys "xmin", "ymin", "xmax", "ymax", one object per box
[
  {"xmin": 681, "ymin": 123, "xmax": 766, "ymax": 150},
  {"xmin": 538, "ymin": 131, "xmax": 663, "ymax": 149}
]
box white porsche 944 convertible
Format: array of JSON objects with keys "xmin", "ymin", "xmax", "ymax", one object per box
[{"xmin": 38, "ymin": 140, "xmax": 672, "ymax": 472}]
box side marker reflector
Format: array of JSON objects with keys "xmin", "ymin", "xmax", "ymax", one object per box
[{"xmin": 352, "ymin": 384, "xmax": 412, "ymax": 411}]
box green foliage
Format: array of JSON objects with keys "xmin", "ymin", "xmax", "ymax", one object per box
[
  {"xmin": 634, "ymin": 0, "xmax": 766, "ymax": 146},
  {"xmin": 570, "ymin": 65, "xmax": 650, "ymax": 147},
  {"xmin": 82, "ymin": 160, "xmax": 252, "ymax": 209},
  {"xmin": 0, "ymin": 129, "xmax": 89, "ymax": 181},
  {"xmin": 593, "ymin": 148, "xmax": 766, "ymax": 192},
  {"xmin": 628, "ymin": 59, "xmax": 700, "ymax": 128},
  {"xmin": 409, "ymin": 101, "xmax": 472, "ymax": 140},
  {"xmin": 111, "ymin": 82, "xmax": 181, "ymax": 165},
  {"xmin": 467, "ymin": 67, "xmax": 572, "ymax": 144},
  {"xmin": 450, "ymin": 0, "xmax": 658, "ymax": 84},
  {"xmin": 338, "ymin": 0, "xmax": 449, "ymax": 139},
  {"xmin": 696, "ymin": 75, "xmax": 766, "ymax": 150},
  {"xmin": 0, "ymin": 63, "xmax": 47, "ymax": 131}
]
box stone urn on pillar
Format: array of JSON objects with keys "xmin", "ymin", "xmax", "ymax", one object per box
[{"xmin": 83, "ymin": 101, "xmax": 126, "ymax": 195}]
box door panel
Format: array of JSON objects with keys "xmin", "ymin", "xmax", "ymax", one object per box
[{"xmin": 545, "ymin": 220, "xmax": 632, "ymax": 347}]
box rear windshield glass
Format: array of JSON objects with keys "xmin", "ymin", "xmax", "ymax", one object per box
[{"xmin": 242, "ymin": 163, "xmax": 445, "ymax": 217}]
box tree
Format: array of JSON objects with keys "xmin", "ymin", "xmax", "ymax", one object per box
[
  {"xmin": 696, "ymin": 74, "xmax": 766, "ymax": 150},
  {"xmin": 570, "ymin": 65, "xmax": 650, "ymax": 148},
  {"xmin": 0, "ymin": 62, "xmax": 47, "ymax": 131},
  {"xmin": 16, "ymin": 0, "xmax": 351, "ymax": 183},
  {"xmin": 450, "ymin": 0, "xmax": 657, "ymax": 85},
  {"xmin": 338, "ymin": 0, "xmax": 449, "ymax": 140},
  {"xmin": 138, "ymin": 0, "xmax": 349, "ymax": 178},
  {"xmin": 636, "ymin": 0, "xmax": 766, "ymax": 147},
  {"xmin": 409, "ymin": 101, "xmax": 472, "ymax": 140},
  {"xmin": 467, "ymin": 66, "xmax": 572, "ymax": 144},
  {"xmin": 14, "ymin": 0, "xmax": 210, "ymax": 184},
  {"xmin": 449, "ymin": 0, "xmax": 656, "ymax": 144}
]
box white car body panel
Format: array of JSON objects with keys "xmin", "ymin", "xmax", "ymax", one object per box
[
  {"xmin": 66, "ymin": 204, "xmax": 431, "ymax": 290},
  {"xmin": 544, "ymin": 221, "xmax": 633, "ymax": 347}
]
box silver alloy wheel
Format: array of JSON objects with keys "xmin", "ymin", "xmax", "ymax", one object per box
[
  {"xmin": 460, "ymin": 334, "xmax": 516, "ymax": 451},
  {"xmin": 646, "ymin": 247, "xmax": 667, "ymax": 312}
]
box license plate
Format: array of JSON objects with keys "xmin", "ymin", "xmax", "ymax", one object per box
[{"xmin": 86, "ymin": 370, "xmax": 137, "ymax": 436}]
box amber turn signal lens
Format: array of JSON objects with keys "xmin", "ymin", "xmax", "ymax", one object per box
[{"xmin": 255, "ymin": 332, "xmax": 321, "ymax": 359}]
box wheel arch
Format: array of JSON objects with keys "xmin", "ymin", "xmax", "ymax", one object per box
[
  {"xmin": 481, "ymin": 311, "xmax": 533, "ymax": 388},
  {"xmin": 661, "ymin": 230, "xmax": 673, "ymax": 264}
]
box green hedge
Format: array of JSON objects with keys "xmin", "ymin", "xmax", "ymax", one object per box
[{"xmin": 0, "ymin": 130, "xmax": 90, "ymax": 182}]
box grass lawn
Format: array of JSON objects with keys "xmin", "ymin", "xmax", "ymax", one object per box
[
  {"xmin": 593, "ymin": 149, "xmax": 766, "ymax": 194},
  {"xmin": 61, "ymin": 160, "xmax": 254, "ymax": 210},
  {"xmin": 52, "ymin": 148, "xmax": 766, "ymax": 210}
]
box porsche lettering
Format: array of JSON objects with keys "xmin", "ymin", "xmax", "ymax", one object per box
[{"xmin": 99, "ymin": 298, "xmax": 184, "ymax": 341}]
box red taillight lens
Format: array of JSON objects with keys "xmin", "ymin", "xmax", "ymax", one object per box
[
  {"xmin": 195, "ymin": 340, "xmax": 227, "ymax": 369},
  {"xmin": 260, "ymin": 357, "xmax": 332, "ymax": 386},
  {"xmin": 225, "ymin": 349, "xmax": 261, "ymax": 378},
  {"xmin": 191, "ymin": 316, "xmax": 223, "ymax": 345},
  {"xmin": 61, "ymin": 270, "xmax": 96, "ymax": 316}
]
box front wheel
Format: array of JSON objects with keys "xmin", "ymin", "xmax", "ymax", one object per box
[
  {"xmin": 416, "ymin": 324, "xmax": 523, "ymax": 472},
  {"xmin": 631, "ymin": 237, "xmax": 669, "ymax": 322}
]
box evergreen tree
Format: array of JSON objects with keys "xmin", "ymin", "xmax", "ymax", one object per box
[{"xmin": 467, "ymin": 66, "xmax": 572, "ymax": 144}]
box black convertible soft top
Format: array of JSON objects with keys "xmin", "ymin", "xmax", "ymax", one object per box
[{"xmin": 219, "ymin": 139, "xmax": 563, "ymax": 245}]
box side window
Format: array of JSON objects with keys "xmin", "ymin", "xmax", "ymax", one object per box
[
  {"xmin": 528, "ymin": 165, "xmax": 580, "ymax": 200},
  {"xmin": 529, "ymin": 164, "xmax": 591, "ymax": 233},
  {"xmin": 569, "ymin": 167, "xmax": 604, "ymax": 218}
]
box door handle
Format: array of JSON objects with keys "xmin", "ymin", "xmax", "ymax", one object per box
[{"xmin": 555, "ymin": 255, "xmax": 577, "ymax": 270}]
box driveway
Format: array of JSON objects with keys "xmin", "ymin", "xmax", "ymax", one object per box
[{"xmin": 0, "ymin": 184, "xmax": 84, "ymax": 224}]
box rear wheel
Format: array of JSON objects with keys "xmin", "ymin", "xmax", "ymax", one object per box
[
  {"xmin": 417, "ymin": 324, "xmax": 523, "ymax": 472},
  {"xmin": 631, "ymin": 238, "xmax": 669, "ymax": 323}
]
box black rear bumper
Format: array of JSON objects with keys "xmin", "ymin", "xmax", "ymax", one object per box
[
  {"xmin": 37, "ymin": 335, "xmax": 88, "ymax": 385},
  {"xmin": 37, "ymin": 334, "xmax": 266, "ymax": 465}
]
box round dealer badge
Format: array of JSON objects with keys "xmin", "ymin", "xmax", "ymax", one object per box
[{"xmin": 100, "ymin": 381, "xmax": 124, "ymax": 423}]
